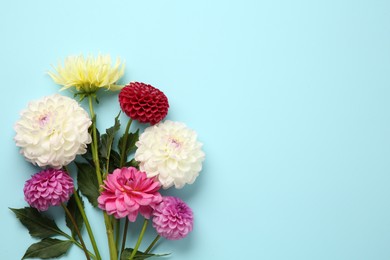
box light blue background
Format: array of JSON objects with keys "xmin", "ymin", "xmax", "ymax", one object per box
[{"xmin": 1, "ymin": 0, "xmax": 390, "ymax": 259}]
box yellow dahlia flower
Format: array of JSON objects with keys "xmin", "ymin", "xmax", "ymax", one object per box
[{"xmin": 48, "ymin": 54, "xmax": 125, "ymax": 93}]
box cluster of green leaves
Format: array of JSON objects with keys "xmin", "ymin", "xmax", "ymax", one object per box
[{"xmin": 10, "ymin": 191, "xmax": 85, "ymax": 259}]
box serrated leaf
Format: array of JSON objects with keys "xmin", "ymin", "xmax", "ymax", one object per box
[
  {"xmin": 100, "ymin": 113, "xmax": 121, "ymax": 162},
  {"xmin": 22, "ymin": 238, "xmax": 72, "ymax": 259},
  {"xmin": 120, "ymin": 248, "xmax": 169, "ymax": 260},
  {"xmin": 65, "ymin": 191, "xmax": 84, "ymax": 239},
  {"xmin": 76, "ymin": 162, "xmax": 100, "ymax": 207},
  {"xmin": 118, "ymin": 129, "xmax": 139, "ymax": 165},
  {"xmin": 10, "ymin": 207, "xmax": 66, "ymax": 238}
]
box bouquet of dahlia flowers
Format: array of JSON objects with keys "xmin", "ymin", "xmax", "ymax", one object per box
[{"xmin": 11, "ymin": 54, "xmax": 205, "ymax": 260}]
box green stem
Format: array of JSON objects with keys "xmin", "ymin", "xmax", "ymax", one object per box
[
  {"xmin": 129, "ymin": 219, "xmax": 148, "ymax": 260},
  {"xmin": 88, "ymin": 95, "xmax": 103, "ymax": 185},
  {"xmin": 67, "ymin": 236, "xmax": 96, "ymax": 260},
  {"xmin": 88, "ymin": 95, "xmax": 118, "ymax": 260},
  {"xmin": 117, "ymin": 118, "xmax": 133, "ymax": 253},
  {"xmin": 115, "ymin": 219, "xmax": 121, "ymax": 253},
  {"xmin": 61, "ymin": 204, "xmax": 91, "ymax": 260},
  {"xmin": 73, "ymin": 188, "xmax": 102, "ymax": 260},
  {"xmin": 64, "ymin": 166, "xmax": 101, "ymax": 260},
  {"xmin": 144, "ymin": 235, "xmax": 160, "ymax": 254},
  {"xmin": 119, "ymin": 118, "xmax": 133, "ymax": 167},
  {"xmin": 120, "ymin": 218, "xmax": 129, "ymax": 253}
]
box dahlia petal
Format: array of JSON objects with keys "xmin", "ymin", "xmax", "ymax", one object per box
[
  {"xmin": 127, "ymin": 212, "xmax": 137, "ymax": 222},
  {"xmin": 105, "ymin": 201, "xmax": 117, "ymax": 212}
]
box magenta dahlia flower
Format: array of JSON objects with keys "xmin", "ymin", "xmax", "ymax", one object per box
[
  {"xmin": 118, "ymin": 82, "xmax": 169, "ymax": 125},
  {"xmin": 23, "ymin": 169, "xmax": 74, "ymax": 211},
  {"xmin": 152, "ymin": 196, "xmax": 194, "ymax": 240},
  {"xmin": 98, "ymin": 167, "xmax": 162, "ymax": 222}
]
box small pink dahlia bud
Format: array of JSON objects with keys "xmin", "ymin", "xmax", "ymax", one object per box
[
  {"xmin": 152, "ymin": 196, "xmax": 194, "ymax": 240},
  {"xmin": 98, "ymin": 167, "xmax": 162, "ymax": 222},
  {"xmin": 23, "ymin": 169, "xmax": 74, "ymax": 211},
  {"xmin": 118, "ymin": 82, "xmax": 169, "ymax": 125}
]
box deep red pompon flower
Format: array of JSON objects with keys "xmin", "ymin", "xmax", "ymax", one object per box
[{"xmin": 119, "ymin": 82, "xmax": 169, "ymax": 125}]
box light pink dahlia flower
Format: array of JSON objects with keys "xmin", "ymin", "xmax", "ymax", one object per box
[
  {"xmin": 23, "ymin": 168, "xmax": 74, "ymax": 211},
  {"xmin": 98, "ymin": 167, "xmax": 162, "ymax": 222},
  {"xmin": 152, "ymin": 196, "xmax": 194, "ymax": 240}
]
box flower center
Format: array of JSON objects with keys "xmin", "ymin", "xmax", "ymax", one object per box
[
  {"xmin": 38, "ymin": 114, "xmax": 50, "ymax": 127},
  {"xmin": 176, "ymin": 203, "xmax": 186, "ymax": 213},
  {"xmin": 169, "ymin": 138, "xmax": 182, "ymax": 149}
]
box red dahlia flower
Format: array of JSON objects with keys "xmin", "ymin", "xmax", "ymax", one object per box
[{"xmin": 119, "ymin": 82, "xmax": 169, "ymax": 125}]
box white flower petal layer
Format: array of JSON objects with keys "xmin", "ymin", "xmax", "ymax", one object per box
[
  {"xmin": 135, "ymin": 120, "xmax": 205, "ymax": 189},
  {"xmin": 14, "ymin": 94, "xmax": 92, "ymax": 168}
]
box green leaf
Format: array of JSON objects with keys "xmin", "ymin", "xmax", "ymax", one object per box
[
  {"xmin": 22, "ymin": 238, "xmax": 72, "ymax": 259},
  {"xmin": 100, "ymin": 113, "xmax": 121, "ymax": 172},
  {"xmin": 10, "ymin": 207, "xmax": 66, "ymax": 238},
  {"xmin": 100, "ymin": 112, "xmax": 121, "ymax": 160},
  {"xmin": 81, "ymin": 143, "xmax": 95, "ymax": 167},
  {"xmin": 65, "ymin": 191, "xmax": 84, "ymax": 239},
  {"xmin": 120, "ymin": 248, "xmax": 169, "ymax": 260},
  {"xmin": 74, "ymin": 92, "xmax": 86, "ymax": 102},
  {"xmin": 118, "ymin": 129, "xmax": 139, "ymax": 164},
  {"xmin": 76, "ymin": 162, "xmax": 100, "ymax": 207},
  {"xmin": 108, "ymin": 150, "xmax": 121, "ymax": 172},
  {"xmin": 125, "ymin": 158, "xmax": 140, "ymax": 169}
]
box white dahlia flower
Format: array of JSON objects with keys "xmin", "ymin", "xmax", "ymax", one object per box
[
  {"xmin": 14, "ymin": 94, "xmax": 92, "ymax": 168},
  {"xmin": 135, "ymin": 120, "xmax": 205, "ymax": 189}
]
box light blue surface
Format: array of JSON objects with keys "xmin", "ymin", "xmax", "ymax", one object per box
[{"xmin": 1, "ymin": 0, "xmax": 390, "ymax": 259}]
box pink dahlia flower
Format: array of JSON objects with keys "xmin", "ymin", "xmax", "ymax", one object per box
[
  {"xmin": 23, "ymin": 169, "xmax": 74, "ymax": 211},
  {"xmin": 152, "ymin": 196, "xmax": 194, "ymax": 240},
  {"xmin": 98, "ymin": 167, "xmax": 162, "ymax": 222}
]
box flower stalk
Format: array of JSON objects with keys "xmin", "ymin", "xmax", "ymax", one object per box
[
  {"xmin": 88, "ymin": 95, "xmax": 117, "ymax": 260},
  {"xmin": 144, "ymin": 235, "xmax": 160, "ymax": 254},
  {"xmin": 73, "ymin": 188, "xmax": 102, "ymax": 260},
  {"xmin": 129, "ymin": 219, "xmax": 148, "ymax": 260},
  {"xmin": 117, "ymin": 118, "xmax": 133, "ymax": 251},
  {"xmin": 61, "ymin": 203, "xmax": 91, "ymax": 260},
  {"xmin": 62, "ymin": 232, "xmax": 96, "ymax": 260},
  {"xmin": 120, "ymin": 218, "xmax": 129, "ymax": 253},
  {"xmin": 63, "ymin": 165, "xmax": 101, "ymax": 260}
]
